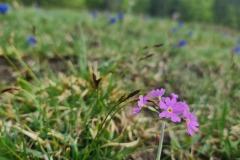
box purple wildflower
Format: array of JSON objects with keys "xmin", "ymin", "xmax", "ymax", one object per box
[
  {"xmin": 234, "ymin": 47, "xmax": 240, "ymax": 54},
  {"xmin": 132, "ymin": 107, "xmax": 141, "ymax": 115},
  {"xmin": 178, "ymin": 39, "xmax": 186, "ymax": 47},
  {"xmin": 174, "ymin": 101, "xmax": 190, "ymax": 116},
  {"xmin": 109, "ymin": 17, "xmax": 116, "ymax": 24},
  {"xmin": 26, "ymin": 35, "xmax": 37, "ymax": 46},
  {"xmin": 132, "ymin": 95, "xmax": 148, "ymax": 115},
  {"xmin": 150, "ymin": 89, "xmax": 165, "ymax": 100},
  {"xmin": 118, "ymin": 12, "xmax": 124, "ymax": 21},
  {"xmin": 178, "ymin": 21, "xmax": 184, "ymax": 27},
  {"xmin": 91, "ymin": 10, "xmax": 98, "ymax": 19},
  {"xmin": 171, "ymin": 27, "xmax": 177, "ymax": 33},
  {"xmin": 0, "ymin": 4, "xmax": 10, "ymax": 14},
  {"xmin": 185, "ymin": 111, "xmax": 199, "ymax": 136},
  {"xmin": 172, "ymin": 12, "xmax": 180, "ymax": 20},
  {"xmin": 159, "ymin": 97, "xmax": 181, "ymax": 122},
  {"xmin": 170, "ymin": 93, "xmax": 178, "ymax": 99}
]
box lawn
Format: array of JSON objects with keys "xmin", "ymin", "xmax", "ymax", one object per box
[{"xmin": 0, "ymin": 7, "xmax": 240, "ymax": 159}]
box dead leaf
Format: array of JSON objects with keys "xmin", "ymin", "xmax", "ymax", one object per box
[{"xmin": 101, "ymin": 138, "xmax": 139, "ymax": 148}]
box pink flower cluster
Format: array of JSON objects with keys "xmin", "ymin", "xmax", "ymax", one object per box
[{"xmin": 132, "ymin": 88, "xmax": 199, "ymax": 136}]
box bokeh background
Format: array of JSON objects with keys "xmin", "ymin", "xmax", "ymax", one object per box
[{"xmin": 2, "ymin": 0, "xmax": 240, "ymax": 28}]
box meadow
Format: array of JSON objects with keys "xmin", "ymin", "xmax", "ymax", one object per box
[{"xmin": 0, "ymin": 6, "xmax": 240, "ymax": 160}]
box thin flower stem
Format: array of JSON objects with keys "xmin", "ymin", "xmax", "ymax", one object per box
[{"xmin": 156, "ymin": 120, "xmax": 166, "ymax": 160}]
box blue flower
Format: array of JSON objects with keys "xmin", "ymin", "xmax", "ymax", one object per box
[
  {"xmin": 178, "ymin": 39, "xmax": 186, "ymax": 47},
  {"xmin": 109, "ymin": 17, "xmax": 116, "ymax": 24},
  {"xmin": 234, "ymin": 47, "xmax": 240, "ymax": 54},
  {"xmin": 118, "ymin": 12, "xmax": 124, "ymax": 21},
  {"xmin": 0, "ymin": 4, "xmax": 10, "ymax": 14},
  {"xmin": 26, "ymin": 35, "xmax": 37, "ymax": 46},
  {"xmin": 178, "ymin": 21, "xmax": 184, "ymax": 27},
  {"xmin": 171, "ymin": 27, "xmax": 178, "ymax": 33},
  {"xmin": 91, "ymin": 10, "xmax": 97, "ymax": 19}
]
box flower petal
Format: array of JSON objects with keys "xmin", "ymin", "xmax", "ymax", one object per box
[
  {"xmin": 159, "ymin": 100, "xmax": 168, "ymax": 110},
  {"xmin": 137, "ymin": 101, "xmax": 143, "ymax": 107},
  {"xmin": 169, "ymin": 97, "xmax": 177, "ymax": 106},
  {"xmin": 191, "ymin": 121, "xmax": 199, "ymax": 127},
  {"xmin": 139, "ymin": 95, "xmax": 143, "ymax": 101},
  {"xmin": 170, "ymin": 93, "xmax": 178, "ymax": 99},
  {"xmin": 132, "ymin": 107, "xmax": 141, "ymax": 115},
  {"xmin": 150, "ymin": 90, "xmax": 157, "ymax": 97},
  {"xmin": 150, "ymin": 89, "xmax": 165, "ymax": 97},
  {"xmin": 165, "ymin": 97, "xmax": 171, "ymax": 106},
  {"xmin": 170, "ymin": 113, "xmax": 181, "ymax": 122},
  {"xmin": 187, "ymin": 127, "xmax": 194, "ymax": 136},
  {"xmin": 190, "ymin": 113, "xmax": 198, "ymax": 121},
  {"xmin": 190, "ymin": 124, "xmax": 199, "ymax": 132},
  {"xmin": 173, "ymin": 102, "xmax": 185, "ymax": 114},
  {"xmin": 159, "ymin": 111, "xmax": 168, "ymax": 118},
  {"xmin": 143, "ymin": 95, "xmax": 149, "ymax": 103},
  {"xmin": 160, "ymin": 89, "xmax": 165, "ymax": 95}
]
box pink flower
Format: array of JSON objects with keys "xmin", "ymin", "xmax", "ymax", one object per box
[
  {"xmin": 183, "ymin": 104, "xmax": 191, "ymax": 117},
  {"xmin": 150, "ymin": 89, "xmax": 165, "ymax": 100},
  {"xmin": 158, "ymin": 97, "xmax": 181, "ymax": 122},
  {"xmin": 170, "ymin": 93, "xmax": 178, "ymax": 99},
  {"xmin": 132, "ymin": 107, "xmax": 141, "ymax": 115},
  {"xmin": 185, "ymin": 111, "xmax": 199, "ymax": 136},
  {"xmin": 132, "ymin": 95, "xmax": 148, "ymax": 115},
  {"xmin": 174, "ymin": 101, "xmax": 190, "ymax": 115}
]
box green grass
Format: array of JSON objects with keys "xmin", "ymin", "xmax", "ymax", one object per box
[{"xmin": 0, "ymin": 7, "xmax": 240, "ymax": 159}]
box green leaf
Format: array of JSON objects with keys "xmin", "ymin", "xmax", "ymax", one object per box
[
  {"xmin": 17, "ymin": 78, "xmax": 34, "ymax": 92},
  {"xmin": 25, "ymin": 148, "xmax": 43, "ymax": 158}
]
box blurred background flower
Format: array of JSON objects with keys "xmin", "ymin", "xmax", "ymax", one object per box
[
  {"xmin": 109, "ymin": 17, "xmax": 116, "ymax": 24},
  {"xmin": 26, "ymin": 35, "xmax": 37, "ymax": 46},
  {"xmin": 178, "ymin": 21, "xmax": 184, "ymax": 27},
  {"xmin": 172, "ymin": 12, "xmax": 180, "ymax": 20},
  {"xmin": 0, "ymin": 3, "xmax": 10, "ymax": 14},
  {"xmin": 234, "ymin": 47, "xmax": 240, "ymax": 54},
  {"xmin": 91, "ymin": 10, "xmax": 98, "ymax": 19},
  {"xmin": 178, "ymin": 39, "xmax": 186, "ymax": 47},
  {"xmin": 118, "ymin": 12, "xmax": 124, "ymax": 21},
  {"xmin": 171, "ymin": 27, "xmax": 178, "ymax": 33}
]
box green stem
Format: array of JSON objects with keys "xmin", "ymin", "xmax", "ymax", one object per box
[
  {"xmin": 16, "ymin": 54, "xmax": 40, "ymax": 84},
  {"xmin": 2, "ymin": 53, "xmax": 19, "ymax": 72},
  {"xmin": 156, "ymin": 121, "xmax": 166, "ymax": 160},
  {"xmin": 82, "ymin": 98, "xmax": 122, "ymax": 160}
]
